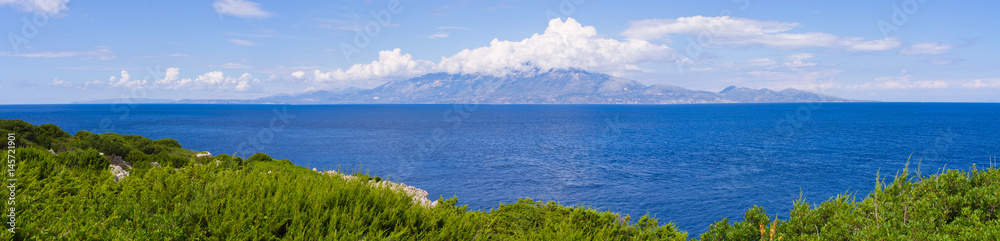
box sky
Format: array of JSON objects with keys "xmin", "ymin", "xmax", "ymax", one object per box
[{"xmin": 1, "ymin": 0, "xmax": 998, "ymax": 104}]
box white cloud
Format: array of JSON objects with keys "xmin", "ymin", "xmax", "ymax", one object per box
[
  {"xmin": 0, "ymin": 47, "xmax": 115, "ymax": 60},
  {"xmin": 899, "ymin": 42, "xmax": 954, "ymax": 55},
  {"xmin": 0, "ymin": 0, "xmax": 69, "ymax": 15},
  {"xmin": 108, "ymin": 70, "xmax": 146, "ymax": 89},
  {"xmin": 310, "ymin": 18, "xmax": 674, "ymax": 85},
  {"xmin": 779, "ymin": 53, "xmax": 816, "ymax": 69},
  {"xmin": 963, "ymin": 79, "xmax": 1000, "ymax": 89},
  {"xmin": 103, "ymin": 68, "xmax": 259, "ymax": 91},
  {"xmin": 159, "ymin": 70, "xmax": 259, "ymax": 91},
  {"xmin": 846, "ymin": 70, "xmax": 949, "ymax": 89},
  {"xmin": 47, "ymin": 78, "xmax": 72, "ymax": 87},
  {"xmin": 229, "ymin": 39, "xmax": 256, "ymax": 46},
  {"xmin": 157, "ymin": 67, "xmax": 180, "ymax": 85},
  {"xmin": 213, "ymin": 0, "xmax": 271, "ymax": 18},
  {"xmin": 622, "ymin": 16, "xmax": 901, "ymax": 51},
  {"xmin": 424, "ymin": 32, "xmax": 449, "ymax": 39},
  {"xmin": 82, "ymin": 79, "xmax": 101, "ymax": 90},
  {"xmin": 313, "ymin": 48, "xmax": 434, "ymax": 85},
  {"xmin": 290, "ymin": 71, "xmax": 305, "ymax": 79}
]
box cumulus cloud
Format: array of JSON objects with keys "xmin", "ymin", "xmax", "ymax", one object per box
[
  {"xmin": 47, "ymin": 78, "xmax": 72, "ymax": 87},
  {"xmin": 313, "ymin": 48, "xmax": 434, "ymax": 85},
  {"xmin": 103, "ymin": 68, "xmax": 259, "ymax": 91},
  {"xmin": 108, "ymin": 70, "xmax": 145, "ymax": 89},
  {"xmin": 309, "ymin": 18, "xmax": 675, "ymax": 85},
  {"xmin": 0, "ymin": 47, "xmax": 115, "ymax": 60},
  {"xmin": 158, "ymin": 70, "xmax": 259, "ymax": 91},
  {"xmin": 0, "ymin": 0, "xmax": 69, "ymax": 15},
  {"xmin": 846, "ymin": 70, "xmax": 948, "ymax": 90},
  {"xmin": 213, "ymin": 0, "xmax": 271, "ymax": 18},
  {"xmin": 622, "ymin": 16, "xmax": 901, "ymax": 51},
  {"xmin": 290, "ymin": 71, "xmax": 305, "ymax": 79},
  {"xmin": 899, "ymin": 42, "xmax": 954, "ymax": 55}
]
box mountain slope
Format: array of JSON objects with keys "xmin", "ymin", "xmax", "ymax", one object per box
[{"xmin": 243, "ymin": 69, "xmax": 850, "ymax": 104}]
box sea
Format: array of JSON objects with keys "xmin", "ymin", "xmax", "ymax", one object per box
[{"xmin": 2, "ymin": 103, "xmax": 998, "ymax": 235}]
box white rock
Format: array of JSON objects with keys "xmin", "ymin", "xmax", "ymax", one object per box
[{"xmin": 109, "ymin": 164, "xmax": 130, "ymax": 182}]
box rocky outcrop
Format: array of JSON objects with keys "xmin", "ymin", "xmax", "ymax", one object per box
[
  {"xmin": 110, "ymin": 164, "xmax": 129, "ymax": 182},
  {"xmin": 109, "ymin": 155, "xmax": 132, "ymax": 169},
  {"xmin": 196, "ymin": 152, "xmax": 213, "ymax": 158},
  {"xmin": 322, "ymin": 171, "xmax": 437, "ymax": 208}
]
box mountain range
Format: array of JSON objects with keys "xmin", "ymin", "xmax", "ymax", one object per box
[{"xmin": 81, "ymin": 69, "xmax": 854, "ymax": 104}]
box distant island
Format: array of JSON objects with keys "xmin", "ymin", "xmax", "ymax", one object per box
[{"xmin": 76, "ymin": 69, "xmax": 862, "ymax": 104}]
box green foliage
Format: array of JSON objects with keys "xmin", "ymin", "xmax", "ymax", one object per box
[
  {"xmin": 153, "ymin": 138, "xmax": 181, "ymax": 148},
  {"xmin": 701, "ymin": 165, "xmax": 1000, "ymax": 240},
  {"xmin": 246, "ymin": 152, "xmax": 275, "ymax": 163},
  {"xmin": 214, "ymin": 154, "xmax": 244, "ymax": 168},
  {"xmin": 125, "ymin": 149, "xmax": 150, "ymax": 168},
  {"xmin": 151, "ymin": 152, "xmax": 188, "ymax": 168},
  {"xmin": 0, "ymin": 119, "xmax": 70, "ymax": 149},
  {"xmin": 351, "ymin": 173, "xmax": 382, "ymax": 182},
  {"xmin": 58, "ymin": 148, "xmax": 108, "ymax": 170}
]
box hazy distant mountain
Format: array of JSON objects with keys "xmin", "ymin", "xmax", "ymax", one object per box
[
  {"xmin": 135, "ymin": 69, "xmax": 853, "ymax": 104},
  {"xmin": 73, "ymin": 98, "xmax": 176, "ymax": 104}
]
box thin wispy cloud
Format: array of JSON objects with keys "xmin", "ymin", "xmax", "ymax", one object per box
[
  {"xmin": 213, "ymin": 0, "xmax": 272, "ymax": 18},
  {"xmin": 212, "ymin": 63, "xmax": 252, "ymax": 69},
  {"xmin": 845, "ymin": 70, "xmax": 948, "ymax": 90},
  {"xmin": 229, "ymin": 39, "xmax": 256, "ymax": 46},
  {"xmin": 623, "ymin": 16, "xmax": 901, "ymax": 51},
  {"xmin": 0, "ymin": 47, "xmax": 115, "ymax": 60},
  {"xmin": 899, "ymin": 42, "xmax": 954, "ymax": 55},
  {"xmin": 0, "ymin": 0, "xmax": 69, "ymax": 15},
  {"xmin": 423, "ymin": 32, "xmax": 449, "ymax": 39}
]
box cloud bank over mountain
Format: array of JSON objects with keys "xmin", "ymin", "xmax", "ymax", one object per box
[{"xmin": 307, "ymin": 18, "xmax": 676, "ymax": 85}]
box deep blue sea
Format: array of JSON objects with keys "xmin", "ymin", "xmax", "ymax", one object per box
[{"xmin": 3, "ymin": 103, "xmax": 999, "ymax": 234}]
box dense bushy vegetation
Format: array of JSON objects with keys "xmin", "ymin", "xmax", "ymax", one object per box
[
  {"xmin": 1, "ymin": 119, "xmax": 997, "ymax": 240},
  {"xmin": 700, "ymin": 164, "xmax": 1000, "ymax": 240}
]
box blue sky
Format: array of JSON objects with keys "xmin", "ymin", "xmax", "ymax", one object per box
[{"xmin": 1, "ymin": 0, "xmax": 998, "ymax": 104}]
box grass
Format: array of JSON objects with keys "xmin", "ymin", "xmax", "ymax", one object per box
[{"xmin": 1, "ymin": 118, "xmax": 998, "ymax": 240}]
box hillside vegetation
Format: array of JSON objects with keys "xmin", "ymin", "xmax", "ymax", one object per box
[{"xmin": 1, "ymin": 119, "xmax": 997, "ymax": 240}]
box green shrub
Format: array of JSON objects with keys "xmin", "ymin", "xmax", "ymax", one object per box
[
  {"xmin": 126, "ymin": 149, "xmax": 151, "ymax": 169},
  {"xmin": 246, "ymin": 152, "xmax": 274, "ymax": 163},
  {"xmin": 153, "ymin": 138, "xmax": 182, "ymax": 148},
  {"xmin": 213, "ymin": 154, "xmax": 243, "ymax": 167},
  {"xmin": 152, "ymin": 152, "xmax": 188, "ymax": 168},
  {"xmin": 351, "ymin": 173, "xmax": 382, "ymax": 182},
  {"xmin": 59, "ymin": 148, "xmax": 108, "ymax": 170}
]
